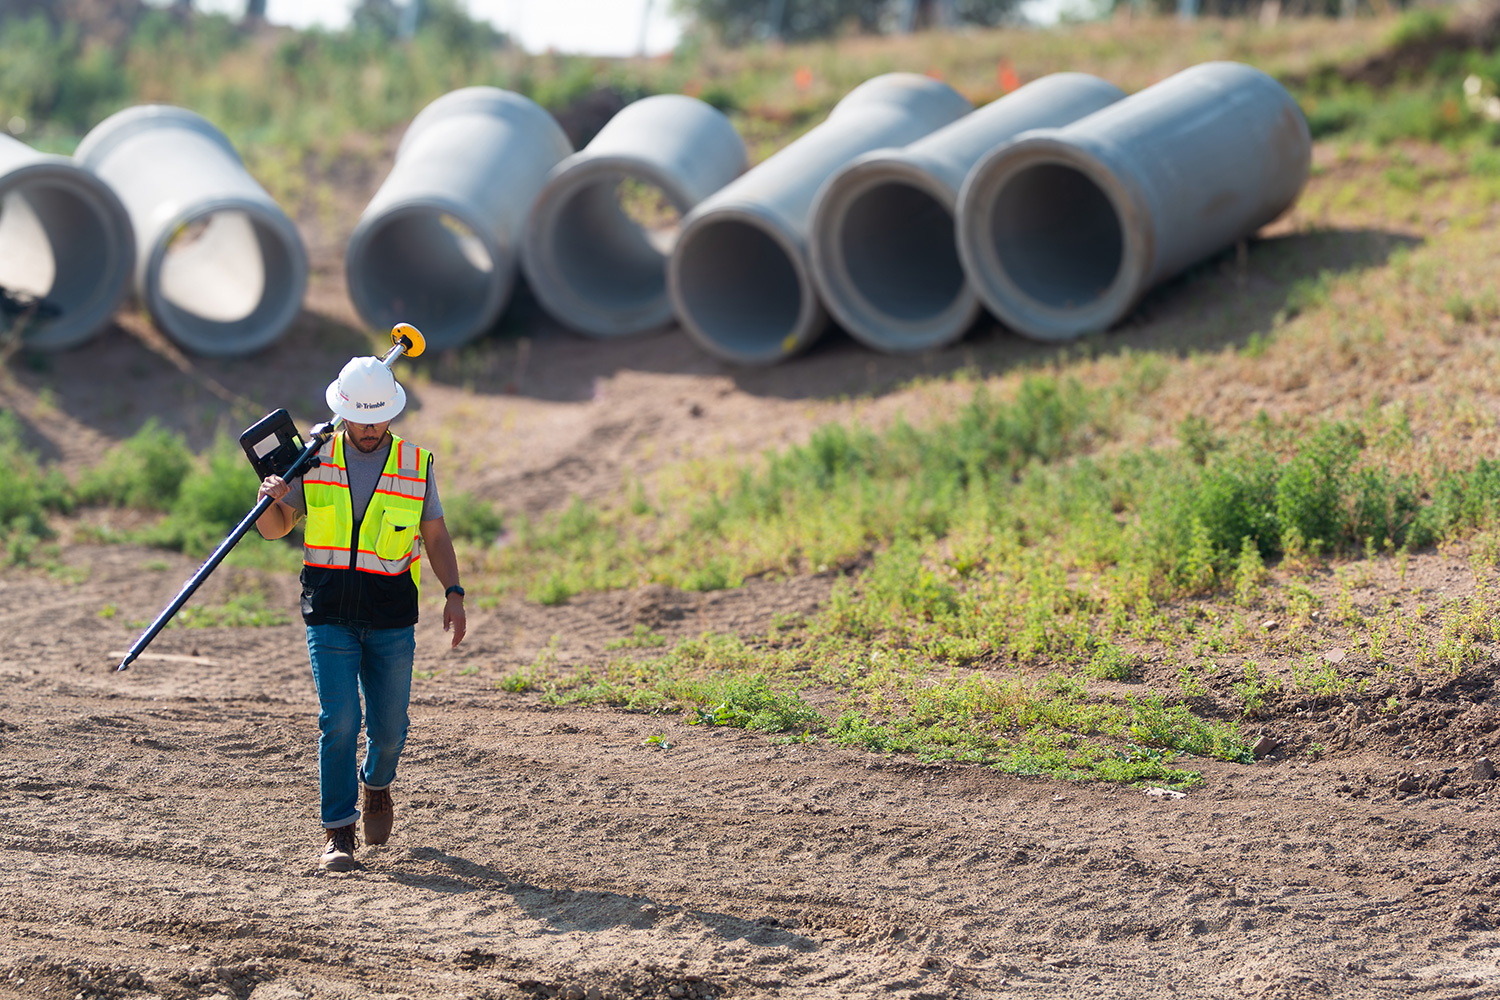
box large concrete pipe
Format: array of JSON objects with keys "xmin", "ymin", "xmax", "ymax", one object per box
[
  {"xmin": 956, "ymin": 61, "xmax": 1311, "ymax": 342},
  {"xmin": 0, "ymin": 135, "xmax": 134, "ymax": 351},
  {"xmin": 75, "ymin": 106, "xmax": 307, "ymax": 357},
  {"xmin": 668, "ymin": 74, "xmax": 972, "ymax": 366},
  {"xmin": 347, "ymin": 87, "xmax": 571, "ymax": 352},
  {"xmin": 809, "ymin": 74, "xmax": 1125, "ymax": 354},
  {"xmin": 522, "ymin": 95, "xmax": 746, "ymax": 339}
]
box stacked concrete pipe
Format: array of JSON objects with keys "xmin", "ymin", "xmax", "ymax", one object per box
[
  {"xmin": 522, "ymin": 95, "xmax": 746, "ymax": 338},
  {"xmin": 347, "ymin": 87, "xmax": 572, "ymax": 352},
  {"xmin": 0, "ymin": 134, "xmax": 134, "ymax": 351},
  {"xmin": 809, "ymin": 73, "xmax": 1125, "ymax": 354},
  {"xmin": 956, "ymin": 61, "xmax": 1312, "ymax": 342},
  {"xmin": 75, "ymin": 106, "xmax": 307, "ymax": 357},
  {"xmin": 668, "ymin": 73, "xmax": 972, "ymax": 366}
]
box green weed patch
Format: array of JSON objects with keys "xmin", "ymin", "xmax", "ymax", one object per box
[{"xmin": 0, "ymin": 411, "xmax": 71, "ymax": 566}]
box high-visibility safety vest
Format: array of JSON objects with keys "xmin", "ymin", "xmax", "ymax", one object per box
[{"xmin": 301, "ymin": 432, "xmax": 429, "ymax": 591}]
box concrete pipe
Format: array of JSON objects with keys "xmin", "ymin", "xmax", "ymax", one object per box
[
  {"xmin": 347, "ymin": 87, "xmax": 572, "ymax": 352},
  {"xmin": 75, "ymin": 106, "xmax": 307, "ymax": 357},
  {"xmin": 0, "ymin": 134, "xmax": 134, "ymax": 351},
  {"xmin": 669, "ymin": 74, "xmax": 972, "ymax": 366},
  {"xmin": 956, "ymin": 61, "xmax": 1311, "ymax": 342},
  {"xmin": 522, "ymin": 95, "xmax": 745, "ymax": 338},
  {"xmin": 809, "ymin": 74, "xmax": 1125, "ymax": 354}
]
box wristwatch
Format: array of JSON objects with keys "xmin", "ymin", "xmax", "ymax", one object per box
[{"xmin": 445, "ymin": 585, "xmax": 465, "ymax": 599}]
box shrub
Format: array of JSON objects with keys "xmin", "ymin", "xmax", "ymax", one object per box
[
  {"xmin": 76, "ymin": 420, "xmax": 193, "ymax": 511},
  {"xmin": 1274, "ymin": 423, "xmax": 1362, "ymax": 555},
  {"xmin": 0, "ymin": 411, "xmax": 70, "ymax": 560},
  {"xmin": 142, "ymin": 435, "xmax": 259, "ymax": 555},
  {"xmin": 443, "ymin": 490, "xmax": 503, "ymax": 546},
  {"xmin": 688, "ymin": 674, "xmax": 822, "ymax": 733}
]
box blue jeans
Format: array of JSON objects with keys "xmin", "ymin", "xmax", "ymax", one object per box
[{"xmin": 306, "ymin": 624, "xmax": 415, "ymax": 829}]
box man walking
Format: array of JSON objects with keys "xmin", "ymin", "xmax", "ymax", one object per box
[{"xmin": 254, "ymin": 354, "xmax": 466, "ymax": 872}]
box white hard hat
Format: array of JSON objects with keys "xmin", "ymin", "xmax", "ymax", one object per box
[{"xmin": 325, "ymin": 356, "xmax": 406, "ymax": 423}]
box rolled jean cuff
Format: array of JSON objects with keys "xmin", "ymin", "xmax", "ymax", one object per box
[
  {"xmin": 324, "ymin": 814, "xmax": 359, "ymax": 831},
  {"xmin": 362, "ymin": 780, "xmax": 392, "ymax": 791}
]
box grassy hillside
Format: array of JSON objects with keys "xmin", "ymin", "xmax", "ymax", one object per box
[
  {"xmin": 0, "ymin": 8, "xmax": 1479, "ymax": 187},
  {"xmin": 9, "ymin": 8, "xmax": 1500, "ymax": 784}
]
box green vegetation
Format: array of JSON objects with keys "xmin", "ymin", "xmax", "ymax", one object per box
[
  {"xmin": 675, "ymin": 0, "xmax": 1021, "ymax": 46},
  {"xmin": 0, "ymin": 411, "xmax": 71, "ymax": 566},
  {"xmin": 442, "ymin": 490, "xmax": 503, "ymax": 545},
  {"xmin": 479, "ymin": 379, "xmax": 1490, "ymax": 609},
  {"xmin": 166, "ymin": 580, "xmax": 291, "ymax": 628},
  {"xmin": 69, "ymin": 421, "xmax": 260, "ymax": 556}
]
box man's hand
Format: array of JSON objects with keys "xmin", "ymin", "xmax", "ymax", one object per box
[
  {"xmin": 444, "ymin": 593, "xmax": 466, "ymax": 648},
  {"xmin": 258, "ymin": 475, "xmax": 290, "ymax": 503}
]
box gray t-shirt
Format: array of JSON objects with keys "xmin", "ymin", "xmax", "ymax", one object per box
[{"xmin": 284, "ymin": 437, "xmax": 443, "ymax": 522}]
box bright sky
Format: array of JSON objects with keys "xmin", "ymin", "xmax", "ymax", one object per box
[{"xmin": 180, "ymin": 0, "xmax": 683, "ymax": 56}]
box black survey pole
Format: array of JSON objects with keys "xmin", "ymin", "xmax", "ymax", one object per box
[
  {"xmin": 114, "ymin": 324, "xmax": 423, "ymax": 673},
  {"xmin": 115, "ymin": 424, "xmax": 336, "ymax": 672}
]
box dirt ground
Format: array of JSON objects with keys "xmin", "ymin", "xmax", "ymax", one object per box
[
  {"xmin": 5, "ymin": 136, "xmax": 1500, "ymax": 999},
  {"xmin": 6, "ymin": 540, "xmax": 1500, "ymax": 1000}
]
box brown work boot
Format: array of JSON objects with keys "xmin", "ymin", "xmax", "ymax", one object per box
[
  {"xmin": 362, "ymin": 784, "xmax": 394, "ymax": 846},
  {"xmin": 320, "ymin": 823, "xmax": 358, "ymax": 872}
]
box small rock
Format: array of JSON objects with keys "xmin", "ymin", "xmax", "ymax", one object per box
[
  {"xmin": 1474, "ymin": 757, "xmax": 1496, "ymax": 781},
  {"xmin": 1395, "ymin": 774, "xmax": 1420, "ymax": 793},
  {"xmin": 668, "ymin": 986, "xmax": 686, "ymax": 999},
  {"xmin": 1252, "ymin": 734, "xmax": 1280, "ymax": 759},
  {"xmin": 563, "ymin": 986, "xmax": 585, "ymax": 1000},
  {"xmin": 1144, "ymin": 786, "xmax": 1186, "ymax": 800},
  {"xmin": 1261, "ymin": 619, "xmax": 1279, "ymax": 631},
  {"xmin": 1323, "ymin": 648, "xmax": 1346, "ymax": 664}
]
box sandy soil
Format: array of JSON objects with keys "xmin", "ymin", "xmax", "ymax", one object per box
[{"xmin": 4, "ymin": 140, "xmax": 1500, "ymax": 999}]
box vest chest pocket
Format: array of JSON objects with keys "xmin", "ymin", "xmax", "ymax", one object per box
[
  {"xmin": 304, "ymin": 502, "xmax": 340, "ymax": 550},
  {"xmin": 375, "ymin": 507, "xmax": 421, "ymax": 560}
]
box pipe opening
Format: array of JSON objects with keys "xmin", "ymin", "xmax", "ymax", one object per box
[
  {"xmin": 162, "ymin": 211, "xmax": 265, "ymax": 323},
  {"xmin": 0, "ymin": 183, "xmax": 114, "ymax": 340},
  {"xmin": 676, "ymin": 218, "xmax": 802, "ymax": 357},
  {"xmin": 840, "ymin": 181, "xmax": 963, "ymax": 323},
  {"xmin": 988, "ymin": 163, "xmax": 1122, "ymax": 310},
  {"xmin": 154, "ymin": 208, "xmax": 302, "ymax": 352},
  {"xmin": 352, "ymin": 209, "xmax": 496, "ymax": 344},
  {"xmin": 552, "ymin": 173, "xmax": 681, "ymax": 312}
]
